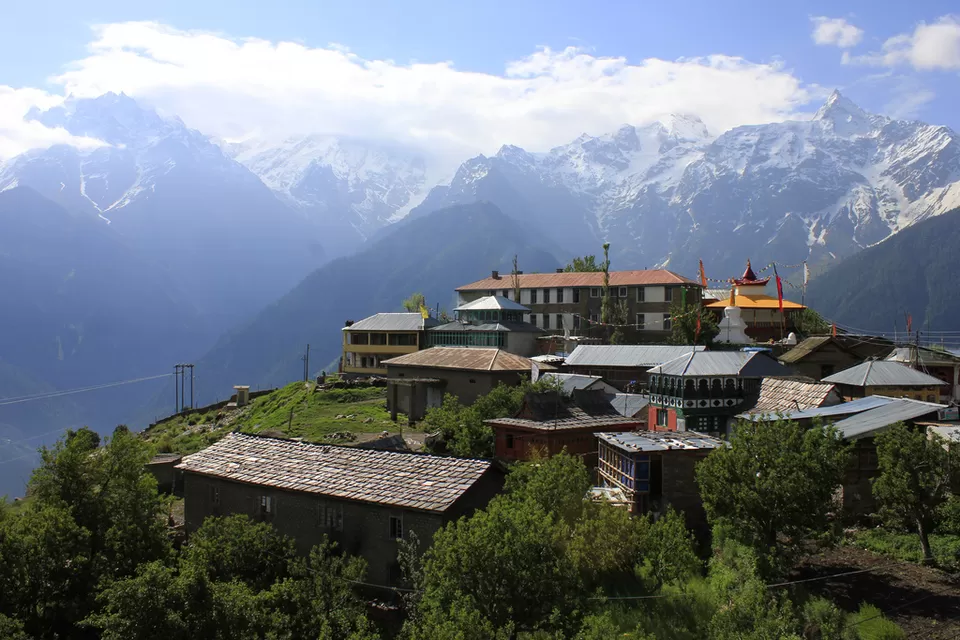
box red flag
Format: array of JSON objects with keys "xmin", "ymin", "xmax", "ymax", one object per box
[
  {"xmin": 907, "ymin": 314, "xmax": 913, "ymax": 334},
  {"xmin": 832, "ymin": 323, "xmax": 837, "ymax": 337},
  {"xmin": 695, "ymin": 315, "xmax": 702, "ymax": 343},
  {"xmin": 699, "ymin": 260, "xmax": 707, "ymax": 288},
  {"xmin": 774, "ymin": 268, "xmax": 784, "ymax": 314}
]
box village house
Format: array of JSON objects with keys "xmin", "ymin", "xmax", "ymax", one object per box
[
  {"xmin": 176, "ymin": 433, "xmax": 504, "ymax": 585},
  {"xmin": 885, "ymin": 345, "xmax": 960, "ymax": 403},
  {"xmin": 382, "ymin": 347, "xmax": 549, "ymax": 423},
  {"xmin": 486, "ymin": 389, "xmax": 643, "ymax": 467},
  {"xmin": 427, "ymin": 295, "xmax": 543, "ymax": 357},
  {"xmin": 596, "ymin": 431, "xmax": 725, "ymax": 530},
  {"xmin": 741, "ymin": 376, "xmax": 842, "ymax": 417},
  {"xmin": 341, "ymin": 313, "xmax": 439, "ymax": 376},
  {"xmin": 562, "ymin": 344, "xmax": 706, "ymax": 391},
  {"xmin": 455, "ymin": 269, "xmax": 702, "ymax": 341},
  {"xmin": 704, "ymin": 261, "xmax": 804, "ymax": 342},
  {"xmin": 822, "ymin": 359, "xmax": 947, "ymax": 403},
  {"xmin": 539, "ymin": 372, "xmax": 621, "ymax": 396},
  {"xmin": 778, "ymin": 335, "xmax": 895, "ymax": 380},
  {"xmin": 646, "ymin": 350, "xmax": 793, "ymax": 435}
]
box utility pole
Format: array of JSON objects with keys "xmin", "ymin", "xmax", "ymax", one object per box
[
  {"xmin": 188, "ymin": 364, "xmax": 195, "ymax": 410},
  {"xmin": 180, "ymin": 363, "xmax": 185, "ymax": 412},
  {"xmin": 301, "ymin": 344, "xmax": 311, "ymax": 382},
  {"xmin": 174, "ymin": 364, "xmax": 180, "ymax": 414}
]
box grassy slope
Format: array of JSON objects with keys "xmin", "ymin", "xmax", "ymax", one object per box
[{"xmin": 141, "ymin": 382, "xmax": 397, "ymax": 455}]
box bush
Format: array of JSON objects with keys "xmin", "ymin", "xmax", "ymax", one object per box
[{"xmin": 848, "ymin": 604, "xmax": 905, "ymax": 640}]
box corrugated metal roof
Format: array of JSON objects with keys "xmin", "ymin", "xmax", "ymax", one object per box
[
  {"xmin": 429, "ymin": 320, "xmax": 543, "ymax": 334},
  {"xmin": 597, "ymin": 430, "xmax": 726, "ymax": 452},
  {"xmin": 457, "ymin": 269, "xmax": 698, "ymax": 291},
  {"xmin": 831, "ymin": 398, "xmax": 946, "ymax": 440},
  {"xmin": 611, "ymin": 393, "xmax": 650, "ymax": 418},
  {"xmin": 382, "ymin": 347, "xmax": 547, "ymax": 371},
  {"xmin": 738, "ymin": 394, "xmax": 897, "ymax": 422},
  {"xmin": 176, "ymin": 433, "xmax": 493, "ymax": 512},
  {"xmin": 454, "ymin": 295, "xmax": 530, "ymax": 312},
  {"xmin": 822, "ymin": 360, "xmax": 947, "ymax": 387},
  {"xmin": 778, "ymin": 336, "xmax": 838, "ymax": 363},
  {"xmin": 344, "ymin": 313, "xmax": 439, "ymax": 332},
  {"xmin": 649, "ymin": 351, "xmax": 791, "ymax": 377},
  {"xmin": 540, "ymin": 372, "xmax": 619, "ymax": 395},
  {"xmin": 886, "ymin": 346, "xmax": 960, "ymax": 366},
  {"xmin": 564, "ymin": 344, "xmax": 705, "ymax": 368}
]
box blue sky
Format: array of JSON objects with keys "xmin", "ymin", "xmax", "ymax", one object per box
[{"xmin": 1, "ymin": 0, "xmax": 958, "ymax": 161}]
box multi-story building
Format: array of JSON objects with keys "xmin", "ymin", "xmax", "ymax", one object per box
[
  {"xmin": 646, "ymin": 350, "xmax": 792, "ymax": 435},
  {"xmin": 455, "ymin": 269, "xmax": 701, "ymax": 342},
  {"xmin": 341, "ymin": 313, "xmax": 439, "ymax": 376},
  {"xmin": 427, "ymin": 295, "xmax": 543, "ymax": 356}
]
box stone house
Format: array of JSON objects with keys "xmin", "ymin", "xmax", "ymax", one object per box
[{"xmin": 176, "ymin": 433, "xmax": 504, "ymax": 585}]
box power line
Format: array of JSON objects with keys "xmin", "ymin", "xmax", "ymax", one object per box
[{"xmin": 0, "ymin": 373, "xmax": 173, "ymax": 407}]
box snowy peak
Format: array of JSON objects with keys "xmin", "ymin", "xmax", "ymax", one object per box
[
  {"xmin": 663, "ymin": 114, "xmax": 710, "ymax": 142},
  {"xmin": 812, "ymin": 90, "xmax": 882, "ymax": 137}
]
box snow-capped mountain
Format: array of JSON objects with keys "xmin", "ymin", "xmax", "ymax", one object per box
[
  {"xmin": 0, "ymin": 93, "xmax": 325, "ymax": 324},
  {"xmin": 409, "ymin": 91, "xmax": 960, "ymax": 279},
  {"xmin": 225, "ymin": 135, "xmax": 430, "ymax": 255}
]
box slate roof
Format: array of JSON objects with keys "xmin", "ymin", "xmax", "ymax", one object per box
[
  {"xmin": 454, "ymin": 295, "xmax": 530, "ymax": 312},
  {"xmin": 649, "ymin": 351, "xmax": 792, "ymax": 377},
  {"xmin": 831, "ymin": 398, "xmax": 946, "ymax": 440},
  {"xmin": 597, "ymin": 430, "xmax": 726, "ymax": 452},
  {"xmin": 176, "ymin": 433, "xmax": 492, "ymax": 513},
  {"xmin": 747, "ymin": 377, "xmax": 841, "ymax": 414},
  {"xmin": 457, "ymin": 270, "xmax": 697, "ymax": 291},
  {"xmin": 822, "ymin": 360, "xmax": 947, "ymax": 387},
  {"xmin": 611, "ymin": 393, "xmax": 651, "ymax": 418},
  {"xmin": 382, "ymin": 347, "xmax": 547, "ymax": 371},
  {"xmin": 564, "ymin": 344, "xmax": 705, "ymax": 368},
  {"xmin": 540, "ymin": 372, "xmax": 619, "ymax": 395},
  {"xmin": 486, "ymin": 389, "xmax": 642, "ymax": 431},
  {"xmin": 344, "ymin": 313, "xmax": 439, "ymax": 332}
]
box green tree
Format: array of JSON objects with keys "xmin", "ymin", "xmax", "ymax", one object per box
[
  {"xmin": 563, "ymin": 256, "xmax": 601, "ymax": 272},
  {"xmin": 402, "ymin": 292, "xmax": 426, "ymax": 312},
  {"xmin": 696, "ymin": 418, "xmax": 849, "ymax": 578},
  {"xmin": 872, "ymin": 423, "xmax": 958, "ymax": 562},
  {"xmin": 668, "ymin": 299, "xmax": 719, "ymax": 346},
  {"xmin": 610, "ymin": 299, "xmax": 630, "ymax": 345},
  {"xmin": 797, "ymin": 308, "xmax": 831, "ymax": 335},
  {"xmin": 600, "ymin": 243, "xmax": 612, "ymax": 327}
]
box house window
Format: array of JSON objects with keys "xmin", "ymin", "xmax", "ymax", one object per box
[
  {"xmin": 656, "ymin": 409, "xmax": 668, "ymax": 427},
  {"xmin": 502, "ymin": 290, "xmax": 509, "ymax": 298},
  {"xmin": 662, "ymin": 314, "xmax": 672, "ymax": 331},
  {"xmin": 210, "ymin": 485, "xmax": 220, "ymax": 506},
  {"xmin": 543, "ymin": 314, "xmax": 550, "ymax": 329},
  {"xmin": 557, "ymin": 288, "xmax": 564, "ymax": 303},
  {"xmin": 573, "ymin": 315, "xmax": 581, "ymax": 329},
  {"xmin": 589, "ymin": 314, "xmax": 599, "ymax": 323},
  {"xmin": 529, "ymin": 289, "xmax": 537, "ymax": 304},
  {"xmin": 319, "ymin": 503, "xmax": 343, "ymax": 530},
  {"xmin": 506, "ymin": 433, "xmax": 515, "ymax": 448},
  {"xmin": 389, "ymin": 516, "xmax": 404, "ymax": 540},
  {"xmin": 530, "ymin": 313, "xmax": 538, "ymax": 327},
  {"xmin": 637, "ymin": 287, "xmax": 645, "ymax": 302},
  {"xmin": 665, "ymin": 288, "xmax": 673, "ymax": 303},
  {"xmin": 573, "ymin": 289, "xmax": 581, "ymax": 303},
  {"xmin": 260, "ymin": 495, "xmax": 273, "ymax": 515},
  {"xmin": 590, "ymin": 288, "xmax": 600, "ymax": 298},
  {"xmin": 618, "ymin": 286, "xmax": 627, "ymax": 298},
  {"xmin": 636, "ymin": 314, "xmax": 645, "ymax": 330},
  {"xmin": 543, "ymin": 288, "xmax": 550, "ymax": 304}
]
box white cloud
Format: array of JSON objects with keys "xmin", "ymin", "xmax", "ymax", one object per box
[
  {"xmin": 844, "ymin": 15, "xmax": 960, "ymax": 70},
  {"xmin": 17, "ymin": 21, "xmax": 816, "ymax": 167},
  {"xmin": 811, "ymin": 17, "xmax": 864, "ymax": 48},
  {"xmin": 0, "ymin": 87, "xmax": 106, "ymax": 160}
]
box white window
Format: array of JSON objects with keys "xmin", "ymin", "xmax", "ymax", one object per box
[
  {"xmin": 636, "ymin": 314, "xmax": 645, "ymax": 330},
  {"xmin": 656, "ymin": 409, "xmax": 669, "ymax": 427},
  {"xmin": 389, "ymin": 515, "xmax": 404, "ymax": 540},
  {"xmin": 663, "ymin": 314, "xmax": 672, "ymax": 331},
  {"xmin": 530, "ymin": 289, "xmax": 538, "ymax": 304},
  {"xmin": 543, "ymin": 288, "xmax": 550, "ymax": 304},
  {"xmin": 319, "ymin": 503, "xmax": 344, "ymax": 531},
  {"xmin": 665, "ymin": 288, "xmax": 674, "ymax": 303},
  {"xmin": 618, "ymin": 286, "xmax": 628, "ymax": 298},
  {"xmin": 590, "ymin": 288, "xmax": 600, "ymax": 298},
  {"xmin": 260, "ymin": 495, "xmax": 273, "ymax": 515},
  {"xmin": 637, "ymin": 287, "xmax": 645, "ymax": 303},
  {"xmin": 557, "ymin": 288, "xmax": 564, "ymax": 303}
]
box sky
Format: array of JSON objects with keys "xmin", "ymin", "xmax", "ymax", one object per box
[{"xmin": 1, "ymin": 0, "xmax": 959, "ymax": 163}]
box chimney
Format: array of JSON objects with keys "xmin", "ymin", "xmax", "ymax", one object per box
[
  {"xmin": 556, "ymin": 268, "xmax": 563, "ymax": 273},
  {"xmin": 344, "ymin": 320, "xmax": 354, "ymax": 327},
  {"xmin": 492, "ymin": 270, "xmax": 500, "ymax": 279}
]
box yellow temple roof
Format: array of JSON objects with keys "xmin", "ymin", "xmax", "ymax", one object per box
[{"xmin": 706, "ymin": 293, "xmax": 805, "ymax": 310}]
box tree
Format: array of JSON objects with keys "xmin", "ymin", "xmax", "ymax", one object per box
[
  {"xmin": 563, "ymin": 256, "xmax": 601, "ymax": 272},
  {"xmin": 610, "ymin": 300, "xmax": 630, "ymax": 345},
  {"xmin": 402, "ymin": 292, "xmax": 426, "ymax": 312},
  {"xmin": 668, "ymin": 298, "xmax": 719, "ymax": 346},
  {"xmin": 696, "ymin": 418, "xmax": 849, "ymax": 578},
  {"xmin": 600, "ymin": 243, "xmax": 612, "ymax": 326},
  {"xmin": 797, "ymin": 308, "xmax": 830, "ymax": 335},
  {"xmin": 512, "ymin": 254, "xmax": 522, "ymax": 301},
  {"xmin": 872, "ymin": 422, "xmax": 958, "ymax": 562}
]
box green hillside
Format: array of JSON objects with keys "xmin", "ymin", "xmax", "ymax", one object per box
[
  {"xmin": 142, "ymin": 381, "xmax": 398, "ymax": 455},
  {"xmin": 807, "ymin": 207, "xmax": 960, "ymax": 335}
]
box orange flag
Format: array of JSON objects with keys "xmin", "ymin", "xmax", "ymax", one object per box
[{"xmin": 699, "ymin": 260, "xmax": 707, "ymax": 288}]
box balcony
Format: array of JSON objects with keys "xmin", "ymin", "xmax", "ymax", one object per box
[{"xmin": 346, "ymin": 344, "xmax": 419, "ymax": 355}]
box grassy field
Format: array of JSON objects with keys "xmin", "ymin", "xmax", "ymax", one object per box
[
  {"xmin": 846, "ymin": 528, "xmax": 960, "ymax": 569},
  {"xmin": 142, "ymin": 381, "xmax": 397, "ymax": 455}
]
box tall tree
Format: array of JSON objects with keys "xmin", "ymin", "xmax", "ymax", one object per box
[
  {"xmin": 402, "ymin": 292, "xmax": 426, "ymax": 312},
  {"xmin": 872, "ymin": 422, "xmax": 958, "ymax": 562},
  {"xmin": 512, "ymin": 254, "xmax": 521, "ymax": 302},
  {"xmin": 610, "ymin": 300, "xmax": 630, "ymax": 345},
  {"xmin": 668, "ymin": 298, "xmax": 719, "ymax": 346},
  {"xmin": 563, "ymin": 255, "xmax": 601, "ymax": 272},
  {"xmin": 696, "ymin": 418, "xmax": 849, "ymax": 578}
]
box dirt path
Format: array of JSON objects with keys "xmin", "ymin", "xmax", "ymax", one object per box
[{"xmin": 795, "ymin": 546, "xmax": 960, "ymax": 638}]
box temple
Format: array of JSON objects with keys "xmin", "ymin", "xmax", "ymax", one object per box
[{"xmin": 704, "ymin": 259, "xmax": 805, "ymax": 343}]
